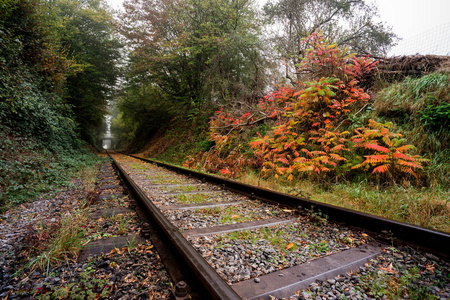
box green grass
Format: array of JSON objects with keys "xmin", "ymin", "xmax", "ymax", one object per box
[
  {"xmin": 190, "ymin": 203, "xmax": 280, "ymax": 225},
  {"xmin": 20, "ymin": 210, "xmax": 89, "ymax": 274},
  {"xmin": 150, "ymin": 178, "xmax": 187, "ymax": 184},
  {"xmin": 129, "ymin": 163, "xmax": 151, "ymax": 171},
  {"xmin": 163, "ymin": 184, "xmax": 198, "ymax": 192},
  {"xmin": 239, "ymin": 172, "xmax": 450, "ymax": 233},
  {"xmin": 174, "ymin": 193, "xmax": 213, "ymax": 203},
  {"xmin": 219, "ymin": 222, "xmax": 364, "ymax": 259}
]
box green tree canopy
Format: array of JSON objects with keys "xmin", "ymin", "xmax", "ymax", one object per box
[
  {"xmin": 119, "ymin": 0, "xmax": 267, "ymax": 107},
  {"xmin": 0, "ymin": 0, "xmax": 78, "ymax": 149},
  {"xmin": 51, "ymin": 0, "xmax": 122, "ymax": 142},
  {"xmin": 263, "ymin": 0, "xmax": 397, "ymax": 82}
]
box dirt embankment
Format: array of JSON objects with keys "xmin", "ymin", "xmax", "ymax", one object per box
[{"xmin": 375, "ymin": 54, "xmax": 450, "ymax": 77}]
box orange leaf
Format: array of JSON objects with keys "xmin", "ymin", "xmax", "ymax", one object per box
[
  {"xmin": 396, "ymin": 144, "xmax": 415, "ymax": 152},
  {"xmin": 373, "ymin": 164, "xmax": 389, "ymax": 174},
  {"xmin": 286, "ymin": 242, "xmax": 294, "ymax": 250},
  {"xmin": 393, "ymin": 152, "xmax": 415, "ymax": 161},
  {"xmin": 397, "ymin": 160, "xmax": 422, "ymax": 169},
  {"xmin": 365, "ymin": 143, "xmax": 389, "ymax": 153},
  {"xmin": 108, "ymin": 248, "xmax": 118, "ymax": 256},
  {"xmin": 379, "ymin": 263, "xmax": 397, "ymax": 274},
  {"xmin": 363, "ymin": 155, "xmax": 389, "ymax": 164}
]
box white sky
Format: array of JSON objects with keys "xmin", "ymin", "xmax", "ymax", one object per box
[
  {"xmin": 370, "ymin": 0, "xmax": 449, "ymax": 39},
  {"xmin": 370, "ymin": 0, "xmax": 450, "ymax": 55},
  {"xmin": 107, "ymin": 0, "xmax": 450, "ymax": 55}
]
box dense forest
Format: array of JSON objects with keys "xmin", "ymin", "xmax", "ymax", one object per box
[
  {"xmin": 1, "ymin": 0, "xmax": 449, "ymax": 232},
  {"xmin": 0, "ymin": 0, "xmax": 120, "ymax": 208}
]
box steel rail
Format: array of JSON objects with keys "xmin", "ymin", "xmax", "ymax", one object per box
[
  {"xmin": 125, "ymin": 153, "xmax": 450, "ymax": 260},
  {"xmin": 107, "ymin": 151, "xmax": 242, "ymax": 300}
]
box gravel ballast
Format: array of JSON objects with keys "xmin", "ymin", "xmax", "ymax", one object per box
[{"xmin": 0, "ymin": 160, "xmax": 174, "ymax": 299}]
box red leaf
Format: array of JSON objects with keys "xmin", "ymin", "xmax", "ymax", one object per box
[{"xmin": 220, "ymin": 169, "xmax": 231, "ymax": 175}]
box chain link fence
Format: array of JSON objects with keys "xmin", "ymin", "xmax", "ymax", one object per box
[{"xmin": 389, "ymin": 23, "xmax": 450, "ymax": 56}]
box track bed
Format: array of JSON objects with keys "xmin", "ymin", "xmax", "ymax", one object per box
[{"xmin": 110, "ymin": 152, "xmax": 393, "ymax": 299}]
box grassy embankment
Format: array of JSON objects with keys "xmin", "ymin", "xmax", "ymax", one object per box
[{"xmin": 0, "ymin": 128, "xmax": 104, "ymax": 212}]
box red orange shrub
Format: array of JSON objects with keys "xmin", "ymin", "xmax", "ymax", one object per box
[{"xmin": 184, "ymin": 32, "xmax": 425, "ymax": 185}]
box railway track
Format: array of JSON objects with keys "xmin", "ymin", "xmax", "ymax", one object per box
[{"xmin": 107, "ymin": 151, "xmax": 450, "ymax": 300}]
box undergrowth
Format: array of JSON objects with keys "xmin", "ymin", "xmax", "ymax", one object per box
[
  {"xmin": 19, "ymin": 210, "xmax": 89, "ymax": 274},
  {"xmin": 372, "ymin": 72, "xmax": 450, "ymax": 187},
  {"xmin": 239, "ymin": 172, "xmax": 450, "ymax": 233},
  {"xmin": 0, "ymin": 125, "xmax": 104, "ymax": 212},
  {"xmin": 147, "ymin": 110, "xmax": 214, "ymax": 164}
]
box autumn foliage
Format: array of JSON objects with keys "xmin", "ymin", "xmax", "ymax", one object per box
[
  {"xmin": 351, "ymin": 120, "xmax": 426, "ymax": 180},
  {"xmin": 184, "ymin": 32, "xmax": 425, "ymax": 184}
]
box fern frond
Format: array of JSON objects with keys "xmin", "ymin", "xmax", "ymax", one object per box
[
  {"xmin": 318, "ymin": 166, "xmax": 330, "ymax": 172},
  {"xmin": 392, "ymin": 152, "xmax": 415, "ymax": 161},
  {"xmin": 397, "ymin": 159, "xmax": 423, "ymax": 170},
  {"xmin": 398, "ymin": 166, "xmax": 418, "ymax": 178},
  {"xmin": 365, "ymin": 143, "xmax": 389, "ymax": 153},
  {"xmin": 298, "ymin": 165, "xmax": 315, "ymax": 172},
  {"xmin": 396, "ymin": 144, "xmax": 416, "ymax": 153},
  {"xmin": 413, "ymin": 156, "xmax": 429, "ymax": 163},
  {"xmin": 329, "ymin": 153, "xmax": 347, "ymax": 161},
  {"xmin": 293, "ymin": 157, "xmax": 307, "ymax": 164},
  {"xmin": 351, "ymin": 163, "xmax": 365, "ymax": 170},
  {"xmin": 311, "ymin": 150, "xmax": 327, "ymax": 156},
  {"xmin": 275, "ymin": 158, "xmax": 290, "ymax": 165},
  {"xmin": 373, "ymin": 164, "xmax": 390, "ymax": 174},
  {"xmin": 363, "ymin": 154, "xmax": 390, "ymax": 164},
  {"xmin": 330, "ymin": 144, "xmax": 346, "ymax": 152}
]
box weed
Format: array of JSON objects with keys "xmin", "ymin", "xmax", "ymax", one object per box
[
  {"xmin": 126, "ymin": 236, "xmax": 137, "ymax": 250},
  {"xmin": 36, "ymin": 269, "xmax": 110, "ymax": 299},
  {"xmin": 116, "ymin": 214, "xmax": 131, "ymax": 235},
  {"xmin": 164, "ymin": 184, "xmax": 198, "ymax": 192},
  {"xmin": 218, "ymin": 206, "xmax": 254, "ymax": 224},
  {"xmin": 175, "ymin": 193, "xmax": 211, "ymax": 203},
  {"xmin": 19, "ymin": 210, "xmax": 88, "ymax": 275},
  {"xmin": 360, "ymin": 265, "xmax": 438, "ymax": 299},
  {"xmin": 307, "ymin": 207, "xmax": 329, "ymax": 225},
  {"xmin": 129, "ymin": 163, "xmax": 150, "ymax": 171}
]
